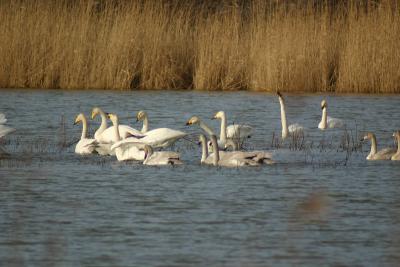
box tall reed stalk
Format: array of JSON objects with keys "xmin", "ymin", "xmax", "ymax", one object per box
[{"xmin": 0, "ymin": 0, "xmax": 399, "ymax": 93}]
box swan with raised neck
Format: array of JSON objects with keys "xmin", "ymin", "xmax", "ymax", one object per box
[
  {"xmin": 277, "ymin": 91, "xmax": 304, "ymax": 139},
  {"xmin": 74, "ymin": 113, "xmax": 97, "ymax": 154}
]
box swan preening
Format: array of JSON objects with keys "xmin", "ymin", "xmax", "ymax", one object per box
[
  {"xmin": 277, "ymin": 91, "xmax": 304, "ymax": 139},
  {"xmin": 391, "ymin": 131, "xmax": 400, "ymax": 161},
  {"xmin": 199, "ymin": 134, "xmax": 274, "ymax": 167},
  {"xmin": 363, "ymin": 132, "xmax": 396, "ymax": 160},
  {"xmin": 318, "ymin": 100, "xmax": 344, "ymax": 130}
]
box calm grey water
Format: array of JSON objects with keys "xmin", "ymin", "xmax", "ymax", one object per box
[{"xmin": 1, "ymin": 89, "xmax": 400, "ymax": 266}]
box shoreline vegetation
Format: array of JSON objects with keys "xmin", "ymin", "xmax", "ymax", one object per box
[{"xmin": 1, "ymin": 0, "xmax": 399, "ymax": 93}]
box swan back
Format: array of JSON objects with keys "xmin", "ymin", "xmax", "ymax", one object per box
[{"xmin": 143, "ymin": 145, "xmax": 182, "ymax": 165}]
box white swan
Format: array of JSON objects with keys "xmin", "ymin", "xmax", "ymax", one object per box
[
  {"xmin": 143, "ymin": 145, "xmax": 183, "ymax": 165},
  {"xmin": 74, "ymin": 113, "xmax": 97, "ymax": 155},
  {"xmin": 110, "ymin": 113, "xmax": 186, "ymax": 152},
  {"xmin": 318, "ymin": 100, "xmax": 344, "ymax": 130},
  {"xmin": 91, "ymin": 107, "xmax": 144, "ymax": 144},
  {"xmin": 277, "ymin": 92, "xmax": 304, "ymax": 139},
  {"xmin": 106, "ymin": 113, "xmax": 145, "ymax": 161},
  {"xmin": 212, "ymin": 111, "xmax": 253, "ymax": 142},
  {"xmin": 0, "ymin": 113, "xmax": 15, "ymax": 139},
  {"xmin": 391, "ymin": 131, "xmax": 400, "ymax": 161},
  {"xmin": 363, "ymin": 132, "xmax": 396, "ymax": 160},
  {"xmin": 199, "ymin": 134, "xmax": 274, "ymax": 167}
]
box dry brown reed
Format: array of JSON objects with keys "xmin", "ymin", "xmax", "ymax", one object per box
[{"xmin": 0, "ymin": 0, "xmax": 399, "ymax": 93}]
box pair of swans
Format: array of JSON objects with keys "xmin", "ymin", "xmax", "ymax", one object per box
[
  {"xmin": 363, "ymin": 132, "xmax": 400, "ymax": 161},
  {"xmin": 199, "ymin": 134, "xmax": 274, "ymax": 167},
  {"xmin": 186, "ymin": 111, "xmax": 253, "ymax": 149},
  {"xmin": 107, "ymin": 113, "xmax": 186, "ymax": 162},
  {"xmin": 277, "ymin": 92, "xmax": 344, "ymax": 140}
]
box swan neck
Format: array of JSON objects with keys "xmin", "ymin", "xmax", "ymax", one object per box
[
  {"xmin": 279, "ymin": 97, "xmax": 288, "ymax": 138},
  {"xmin": 370, "ymin": 135, "xmax": 377, "ymax": 156},
  {"xmin": 200, "ymin": 139, "xmax": 208, "ymax": 163},
  {"xmin": 141, "ymin": 116, "xmax": 149, "ymax": 133},
  {"xmin": 80, "ymin": 116, "xmax": 88, "ymax": 139},
  {"xmin": 199, "ymin": 121, "xmax": 215, "ymax": 136},
  {"xmin": 112, "ymin": 118, "xmax": 121, "ymax": 142},
  {"xmin": 320, "ymin": 107, "xmax": 327, "ymax": 129},
  {"xmin": 211, "ymin": 137, "xmax": 219, "ymax": 166},
  {"xmin": 219, "ymin": 113, "xmax": 227, "ymax": 143}
]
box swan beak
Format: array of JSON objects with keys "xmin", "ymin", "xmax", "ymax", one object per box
[
  {"xmin": 91, "ymin": 111, "xmax": 96, "ymax": 119},
  {"xmin": 211, "ymin": 115, "xmax": 216, "ymax": 120},
  {"xmin": 276, "ymin": 91, "xmax": 282, "ymax": 98},
  {"xmin": 73, "ymin": 118, "xmax": 79, "ymax": 125},
  {"xmin": 185, "ymin": 121, "xmax": 191, "ymax": 126},
  {"xmin": 106, "ymin": 113, "xmax": 112, "ymax": 119}
]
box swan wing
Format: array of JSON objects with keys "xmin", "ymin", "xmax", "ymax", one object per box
[
  {"xmin": 0, "ymin": 125, "xmax": 16, "ymax": 138},
  {"xmin": 111, "ymin": 138, "xmax": 144, "ymax": 151},
  {"xmin": 0, "ymin": 113, "xmax": 7, "ymax": 124},
  {"xmin": 327, "ymin": 116, "xmax": 344, "ymax": 128},
  {"xmin": 226, "ymin": 124, "xmax": 253, "ymax": 139},
  {"xmin": 140, "ymin": 128, "xmax": 187, "ymax": 148},
  {"xmin": 115, "ymin": 145, "xmax": 145, "ymax": 161},
  {"xmin": 96, "ymin": 125, "xmax": 144, "ymax": 143},
  {"xmin": 75, "ymin": 138, "xmax": 97, "ymax": 154}
]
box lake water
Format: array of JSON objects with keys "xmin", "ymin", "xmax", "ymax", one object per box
[{"xmin": 1, "ymin": 89, "xmax": 400, "ymax": 266}]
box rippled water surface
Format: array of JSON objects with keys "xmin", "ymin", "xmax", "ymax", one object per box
[{"xmin": 1, "ymin": 89, "xmax": 400, "ymax": 266}]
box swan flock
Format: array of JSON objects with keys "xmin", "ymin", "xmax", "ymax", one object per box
[{"xmin": 1, "ymin": 92, "xmax": 399, "ymax": 165}]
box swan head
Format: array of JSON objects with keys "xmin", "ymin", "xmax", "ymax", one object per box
[
  {"xmin": 362, "ymin": 132, "xmax": 374, "ymax": 141},
  {"xmin": 393, "ymin": 131, "xmax": 400, "ymax": 139},
  {"xmin": 321, "ymin": 100, "xmax": 327, "ymax": 109},
  {"xmin": 91, "ymin": 107, "xmax": 102, "ymax": 119},
  {"xmin": 74, "ymin": 113, "xmax": 85, "ymax": 125},
  {"xmin": 143, "ymin": 144, "xmax": 153, "ymax": 159},
  {"xmin": 186, "ymin": 116, "xmax": 200, "ymax": 126},
  {"xmin": 198, "ymin": 134, "xmax": 207, "ymax": 146},
  {"xmin": 107, "ymin": 113, "xmax": 118, "ymax": 124},
  {"xmin": 276, "ymin": 91, "xmax": 283, "ymax": 99},
  {"xmin": 136, "ymin": 110, "xmax": 147, "ymax": 122},
  {"xmin": 212, "ymin": 111, "xmax": 225, "ymax": 120}
]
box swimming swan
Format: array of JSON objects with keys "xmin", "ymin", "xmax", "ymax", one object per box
[
  {"xmin": 74, "ymin": 113, "xmax": 98, "ymax": 155},
  {"xmin": 391, "ymin": 131, "xmax": 400, "ymax": 161},
  {"xmin": 318, "ymin": 100, "xmax": 344, "ymax": 130},
  {"xmin": 363, "ymin": 132, "xmax": 396, "ymax": 160},
  {"xmin": 277, "ymin": 92, "xmax": 304, "ymax": 139},
  {"xmin": 211, "ymin": 111, "xmax": 253, "ymax": 142},
  {"xmin": 143, "ymin": 145, "xmax": 183, "ymax": 165},
  {"xmin": 91, "ymin": 107, "xmax": 143, "ymax": 144},
  {"xmin": 110, "ymin": 113, "xmax": 187, "ymax": 152}
]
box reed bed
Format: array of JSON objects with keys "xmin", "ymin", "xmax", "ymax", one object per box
[{"xmin": 0, "ymin": 0, "xmax": 399, "ymax": 93}]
